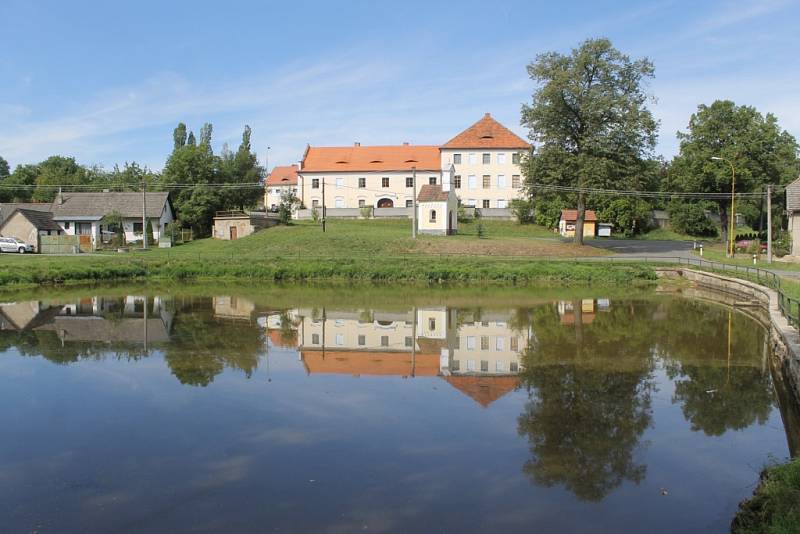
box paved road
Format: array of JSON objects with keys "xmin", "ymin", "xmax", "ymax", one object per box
[{"xmin": 586, "ymin": 239, "xmax": 698, "ymax": 258}]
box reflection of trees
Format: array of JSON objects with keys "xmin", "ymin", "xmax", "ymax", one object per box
[
  {"xmin": 162, "ymin": 298, "xmax": 265, "ymax": 387},
  {"xmin": 516, "ymin": 298, "xmax": 775, "ymax": 502},
  {"xmin": 517, "ymin": 301, "xmax": 655, "ymax": 502}
]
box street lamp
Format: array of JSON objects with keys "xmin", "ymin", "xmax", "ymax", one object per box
[{"xmin": 711, "ymin": 156, "xmax": 736, "ymax": 257}]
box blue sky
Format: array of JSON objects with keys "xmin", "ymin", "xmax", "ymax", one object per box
[{"xmin": 1, "ymin": 0, "xmax": 798, "ymax": 172}]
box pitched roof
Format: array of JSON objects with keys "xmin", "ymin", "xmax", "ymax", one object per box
[
  {"xmin": 417, "ymin": 184, "xmax": 450, "ymax": 202},
  {"xmin": 50, "ymin": 192, "xmax": 170, "ymax": 219},
  {"xmin": 300, "ymin": 350, "xmax": 440, "ymax": 377},
  {"xmin": 0, "ymin": 203, "xmax": 51, "ymax": 226},
  {"xmin": 442, "ymin": 113, "xmax": 530, "ymax": 149},
  {"xmin": 12, "ymin": 208, "xmax": 61, "ymax": 231},
  {"xmin": 787, "ymin": 176, "xmax": 800, "ymax": 212},
  {"xmin": 560, "ymin": 209, "xmax": 598, "ymax": 222},
  {"xmin": 266, "ymin": 164, "xmax": 299, "ymax": 186},
  {"xmin": 443, "ymin": 375, "xmax": 519, "ymax": 407},
  {"xmin": 301, "ymin": 144, "xmax": 440, "ymax": 172}
]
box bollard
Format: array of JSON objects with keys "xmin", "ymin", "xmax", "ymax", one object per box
[
  {"xmin": 699, "ymin": 245, "xmax": 704, "ymax": 257},
  {"xmin": 753, "ymin": 254, "xmax": 757, "ymax": 265}
]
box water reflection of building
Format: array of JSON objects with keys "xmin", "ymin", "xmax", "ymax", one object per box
[
  {"xmin": 281, "ymin": 306, "xmax": 533, "ymax": 407},
  {"xmin": 213, "ymin": 296, "xmax": 256, "ymax": 322},
  {"xmin": 0, "ymin": 296, "xmax": 174, "ymax": 346},
  {"xmin": 557, "ymin": 299, "xmax": 610, "ymax": 325}
]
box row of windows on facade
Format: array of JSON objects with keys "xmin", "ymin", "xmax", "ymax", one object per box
[
  {"xmin": 452, "ymin": 360, "xmax": 520, "ymax": 373},
  {"xmin": 452, "ymin": 152, "xmax": 522, "ymax": 165},
  {"xmin": 309, "ymin": 333, "xmax": 520, "ymax": 352},
  {"xmin": 62, "ymin": 221, "xmax": 146, "ymax": 235},
  {"xmin": 310, "ymin": 175, "xmax": 522, "ymax": 190},
  {"xmin": 311, "ymin": 198, "xmax": 512, "ymax": 209}
]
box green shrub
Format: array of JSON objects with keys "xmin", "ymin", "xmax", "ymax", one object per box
[
  {"xmin": 668, "ymin": 201, "xmax": 718, "ymax": 237},
  {"xmin": 360, "ymin": 206, "xmax": 373, "ymax": 219},
  {"xmin": 534, "ymin": 197, "xmax": 567, "ymax": 229},
  {"xmin": 597, "ymin": 198, "xmax": 652, "ymax": 237},
  {"xmin": 511, "ymin": 198, "xmax": 535, "ymax": 224},
  {"xmin": 477, "ymin": 222, "xmax": 486, "ymax": 239}
]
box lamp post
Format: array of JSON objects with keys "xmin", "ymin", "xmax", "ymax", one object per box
[{"xmin": 711, "ymin": 156, "xmax": 736, "ymax": 257}]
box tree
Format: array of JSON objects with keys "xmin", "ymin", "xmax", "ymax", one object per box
[
  {"xmin": 277, "ymin": 189, "xmax": 299, "ymax": 224},
  {"xmin": 521, "ymin": 38, "xmax": 659, "ymax": 244},
  {"xmin": 0, "ymin": 156, "xmax": 9, "ymax": 180},
  {"xmin": 667, "ymin": 200, "xmax": 717, "ymax": 237},
  {"xmin": 670, "ymin": 100, "xmax": 799, "ymax": 245},
  {"xmin": 0, "ymin": 163, "xmax": 37, "ymax": 202},
  {"xmin": 101, "ymin": 210, "xmax": 125, "ymax": 247},
  {"xmin": 173, "ymin": 123, "xmax": 187, "ymax": 150},
  {"xmin": 32, "ymin": 156, "xmax": 88, "ymax": 202}
]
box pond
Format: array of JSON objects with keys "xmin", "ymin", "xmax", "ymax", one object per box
[{"xmin": 0, "ymin": 286, "xmax": 796, "ymax": 533}]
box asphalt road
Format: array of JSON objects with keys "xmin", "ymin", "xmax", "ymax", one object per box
[{"xmin": 586, "ymin": 239, "xmax": 698, "ymax": 258}]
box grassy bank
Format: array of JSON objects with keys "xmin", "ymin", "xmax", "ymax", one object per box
[
  {"xmin": 0, "ymin": 253, "xmax": 657, "ymax": 288},
  {"xmin": 733, "ymin": 459, "xmax": 800, "ymax": 533}
]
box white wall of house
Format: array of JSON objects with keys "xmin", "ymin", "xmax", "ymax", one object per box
[
  {"xmin": 440, "ymin": 148, "xmax": 525, "ymax": 208},
  {"xmin": 265, "ymin": 184, "xmax": 299, "ymax": 210},
  {"xmin": 299, "ymin": 171, "xmax": 442, "ymax": 212},
  {"xmin": 417, "ymin": 195, "xmax": 458, "ymax": 235}
]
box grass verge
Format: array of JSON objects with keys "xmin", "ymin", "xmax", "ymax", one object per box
[{"xmin": 732, "ymin": 458, "xmax": 800, "ymax": 534}]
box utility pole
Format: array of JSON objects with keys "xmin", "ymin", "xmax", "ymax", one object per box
[
  {"xmin": 141, "ymin": 181, "xmax": 148, "ymax": 249},
  {"xmin": 767, "ymin": 184, "xmax": 773, "ymax": 263},
  {"xmin": 321, "ymin": 178, "xmax": 326, "ymax": 233},
  {"xmin": 411, "ymin": 167, "xmax": 417, "ymax": 239}
]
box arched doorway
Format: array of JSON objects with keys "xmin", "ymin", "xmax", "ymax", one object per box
[{"xmin": 377, "ymin": 198, "xmax": 394, "ymax": 208}]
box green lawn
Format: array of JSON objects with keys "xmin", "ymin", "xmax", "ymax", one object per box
[
  {"xmin": 0, "ymin": 218, "xmax": 638, "ymax": 288},
  {"xmin": 692, "ymin": 244, "xmax": 800, "ymax": 272}
]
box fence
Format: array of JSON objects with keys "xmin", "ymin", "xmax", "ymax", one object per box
[{"xmin": 39, "ymin": 235, "xmax": 80, "ymax": 254}]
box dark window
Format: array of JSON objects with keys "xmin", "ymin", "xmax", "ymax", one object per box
[
  {"xmin": 405, "ymin": 336, "xmax": 413, "ymax": 347},
  {"xmin": 510, "ymin": 362, "xmax": 519, "ymax": 372},
  {"xmin": 512, "ymin": 152, "xmax": 521, "ymax": 165},
  {"xmin": 133, "ymin": 222, "xmax": 143, "ymax": 233},
  {"xmin": 482, "ymin": 153, "xmax": 490, "ymax": 164},
  {"xmin": 429, "ymin": 210, "xmax": 437, "ymax": 223},
  {"xmin": 453, "ymin": 154, "xmax": 461, "ymax": 164},
  {"xmin": 406, "ymin": 177, "xmax": 414, "ymax": 188},
  {"xmin": 429, "ymin": 176, "xmax": 437, "ymax": 185},
  {"xmin": 312, "ymin": 178, "xmax": 320, "ymax": 189},
  {"xmin": 451, "ymin": 360, "xmax": 460, "ymax": 371},
  {"xmin": 480, "ymin": 360, "xmax": 489, "ymax": 372},
  {"xmin": 358, "ymin": 199, "xmax": 366, "ymax": 208},
  {"xmin": 312, "ymin": 333, "xmax": 320, "ymax": 344},
  {"xmin": 482, "ymin": 175, "xmax": 491, "ymax": 189},
  {"xmin": 428, "ymin": 318, "xmax": 436, "ymax": 330},
  {"xmin": 64, "ymin": 222, "xmax": 70, "ymax": 230},
  {"xmin": 358, "ymin": 177, "xmax": 366, "ymax": 188},
  {"xmin": 382, "ymin": 177, "xmax": 390, "ymax": 188},
  {"xmin": 405, "ymin": 199, "xmax": 413, "ymax": 208},
  {"xmin": 483, "ymin": 200, "xmax": 490, "ymax": 209},
  {"xmin": 512, "ymin": 175, "xmax": 521, "ymax": 188},
  {"xmin": 453, "ymin": 175, "xmax": 461, "ymax": 189},
  {"xmin": 380, "ymin": 335, "xmax": 389, "ymax": 347},
  {"xmin": 358, "ymin": 335, "xmax": 366, "ymax": 346}
]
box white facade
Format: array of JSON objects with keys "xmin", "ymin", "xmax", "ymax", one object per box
[
  {"xmin": 440, "ymin": 148, "xmax": 526, "ymax": 209},
  {"xmin": 299, "ymin": 171, "xmax": 441, "ymax": 211}
]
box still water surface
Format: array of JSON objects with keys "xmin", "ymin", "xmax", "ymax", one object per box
[{"xmin": 0, "ymin": 288, "xmax": 795, "ymax": 533}]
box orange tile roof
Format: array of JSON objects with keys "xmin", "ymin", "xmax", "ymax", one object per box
[
  {"xmin": 266, "ymin": 164, "xmax": 299, "ymax": 186},
  {"xmin": 442, "ymin": 113, "xmax": 530, "ymax": 149},
  {"xmin": 560, "ymin": 209, "xmax": 598, "ymax": 222},
  {"xmin": 300, "ymin": 350, "xmax": 440, "ymax": 377},
  {"xmin": 443, "ymin": 375, "xmax": 519, "ymax": 407},
  {"xmin": 417, "ymin": 184, "xmax": 450, "ymax": 202},
  {"xmin": 301, "ymin": 144, "xmax": 440, "ymax": 173}
]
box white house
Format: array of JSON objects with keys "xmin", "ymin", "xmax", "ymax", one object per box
[
  {"xmin": 50, "ymin": 191, "xmax": 174, "ymax": 248},
  {"xmin": 264, "ymin": 164, "xmax": 300, "ymax": 211}
]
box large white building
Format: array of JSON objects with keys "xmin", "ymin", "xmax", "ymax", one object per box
[{"xmin": 289, "ymin": 113, "xmax": 530, "ymax": 217}]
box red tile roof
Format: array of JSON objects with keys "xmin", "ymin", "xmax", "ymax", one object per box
[
  {"xmin": 442, "ymin": 113, "xmax": 530, "ymax": 149},
  {"xmin": 266, "ymin": 164, "xmax": 299, "ymax": 186},
  {"xmin": 301, "ymin": 144, "xmax": 440, "ymax": 173},
  {"xmin": 417, "ymin": 184, "xmax": 450, "ymax": 202},
  {"xmin": 560, "ymin": 209, "xmax": 598, "ymax": 222},
  {"xmin": 300, "ymin": 350, "xmax": 440, "ymax": 377},
  {"xmin": 443, "ymin": 375, "xmax": 519, "ymax": 407}
]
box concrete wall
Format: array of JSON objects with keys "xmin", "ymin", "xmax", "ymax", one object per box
[
  {"xmin": 440, "ymin": 148, "xmax": 525, "ymax": 208},
  {"xmin": 374, "ymin": 207, "xmax": 412, "ymax": 218}
]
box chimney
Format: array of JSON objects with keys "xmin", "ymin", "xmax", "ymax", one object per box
[
  {"xmin": 403, "ymin": 141, "xmax": 409, "ymax": 146},
  {"xmin": 484, "ymin": 112, "xmax": 491, "ymax": 118},
  {"xmin": 354, "ymin": 142, "xmax": 361, "ymax": 147},
  {"xmin": 56, "ymin": 187, "xmax": 63, "ymax": 205}
]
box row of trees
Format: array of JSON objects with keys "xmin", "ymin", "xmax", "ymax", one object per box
[
  {"xmin": 519, "ymin": 38, "xmax": 800, "ymax": 244},
  {"xmin": 0, "ymin": 123, "xmax": 264, "ymax": 236}
]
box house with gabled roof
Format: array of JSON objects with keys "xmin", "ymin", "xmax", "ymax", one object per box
[
  {"xmin": 0, "ymin": 191, "xmax": 175, "ymax": 250},
  {"xmin": 0, "ymin": 208, "xmax": 64, "ymax": 252},
  {"xmin": 265, "ymin": 164, "xmax": 299, "ymax": 211}
]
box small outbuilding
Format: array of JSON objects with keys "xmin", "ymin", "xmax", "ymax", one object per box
[
  {"xmin": 0, "ymin": 208, "xmax": 63, "ymax": 252},
  {"xmin": 416, "ymin": 164, "xmax": 458, "ymax": 236},
  {"xmin": 559, "ymin": 209, "xmax": 597, "ymax": 238},
  {"xmin": 212, "ymin": 211, "xmax": 278, "ymax": 240}
]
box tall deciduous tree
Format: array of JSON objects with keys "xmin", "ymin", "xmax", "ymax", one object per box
[
  {"xmin": 32, "ymin": 156, "xmax": 88, "ymax": 202},
  {"xmin": 521, "ymin": 38, "xmax": 658, "ymax": 244},
  {"xmin": 670, "ymin": 100, "xmax": 799, "ymax": 244},
  {"xmin": 0, "ymin": 156, "xmax": 9, "ymax": 180},
  {"xmin": 173, "ymin": 123, "xmax": 188, "ymax": 150}
]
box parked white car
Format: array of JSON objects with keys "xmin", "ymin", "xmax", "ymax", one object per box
[{"xmin": 0, "ymin": 237, "xmax": 34, "ymax": 253}]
